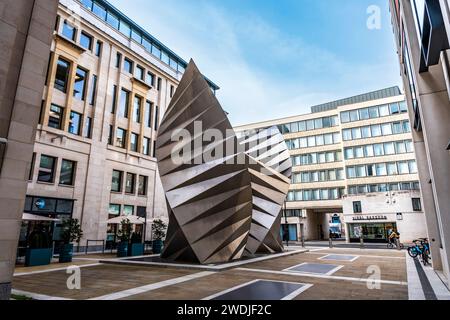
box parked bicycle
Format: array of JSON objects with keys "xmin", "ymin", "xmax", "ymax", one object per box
[{"xmin": 407, "ymin": 238, "xmax": 430, "ymax": 266}]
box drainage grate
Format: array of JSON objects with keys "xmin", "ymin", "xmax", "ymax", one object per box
[
  {"xmin": 284, "ymin": 263, "xmax": 343, "ymax": 275},
  {"xmin": 205, "ymin": 280, "xmax": 312, "ymax": 300},
  {"xmin": 319, "ymin": 254, "xmax": 359, "ymax": 262}
]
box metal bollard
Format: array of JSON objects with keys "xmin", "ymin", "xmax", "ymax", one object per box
[
  {"xmin": 329, "ymin": 237, "xmax": 333, "ymax": 248},
  {"xmin": 360, "ymin": 237, "xmax": 364, "ymax": 249},
  {"xmin": 301, "ymin": 236, "xmax": 305, "ymax": 248},
  {"xmin": 396, "ymin": 238, "xmax": 401, "ymax": 250}
]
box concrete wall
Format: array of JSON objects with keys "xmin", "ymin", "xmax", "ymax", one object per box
[
  {"xmin": 391, "ymin": 0, "xmax": 450, "ymax": 287},
  {"xmin": 0, "ymin": 0, "xmax": 58, "ymax": 300}
]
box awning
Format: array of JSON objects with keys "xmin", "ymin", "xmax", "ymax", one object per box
[
  {"xmin": 22, "ymin": 213, "xmax": 61, "ymax": 222},
  {"xmin": 147, "ymin": 216, "xmax": 169, "ymax": 223},
  {"xmin": 106, "ymin": 215, "xmax": 145, "ymax": 225}
]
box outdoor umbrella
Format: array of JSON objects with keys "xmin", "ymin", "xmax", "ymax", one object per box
[{"xmin": 106, "ymin": 215, "xmax": 145, "ymax": 225}]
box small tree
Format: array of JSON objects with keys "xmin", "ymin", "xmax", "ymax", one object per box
[
  {"xmin": 61, "ymin": 218, "xmax": 83, "ymax": 245},
  {"xmin": 118, "ymin": 218, "xmax": 132, "ymax": 243},
  {"xmin": 152, "ymin": 219, "xmax": 167, "ymax": 241}
]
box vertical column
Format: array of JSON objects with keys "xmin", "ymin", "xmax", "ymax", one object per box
[
  {"xmin": 0, "ymin": 0, "xmax": 58, "ymax": 300},
  {"xmin": 42, "ymin": 51, "xmax": 59, "ymax": 126},
  {"xmin": 63, "ymin": 61, "xmax": 78, "ymax": 132}
]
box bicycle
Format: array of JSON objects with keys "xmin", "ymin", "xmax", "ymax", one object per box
[
  {"xmin": 387, "ymin": 238, "xmax": 404, "ymax": 249},
  {"xmin": 407, "ymin": 238, "xmax": 430, "ymax": 266}
]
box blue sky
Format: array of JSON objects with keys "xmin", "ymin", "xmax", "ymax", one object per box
[{"xmin": 108, "ymin": 0, "xmax": 402, "ymax": 126}]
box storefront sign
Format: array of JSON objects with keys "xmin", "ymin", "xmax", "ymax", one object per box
[
  {"xmin": 352, "ymin": 215, "xmax": 388, "ymax": 221},
  {"xmin": 35, "ymin": 198, "xmax": 46, "ymax": 209}
]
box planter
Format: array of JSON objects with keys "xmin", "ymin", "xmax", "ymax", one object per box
[
  {"xmin": 117, "ymin": 242, "xmax": 129, "ymax": 257},
  {"xmin": 59, "ymin": 244, "xmax": 74, "ymax": 263},
  {"xmin": 25, "ymin": 248, "xmax": 53, "ymax": 267},
  {"xmin": 128, "ymin": 243, "xmax": 144, "ymax": 256},
  {"xmin": 152, "ymin": 240, "xmax": 163, "ymax": 254}
]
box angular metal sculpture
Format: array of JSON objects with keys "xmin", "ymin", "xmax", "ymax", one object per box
[{"xmin": 155, "ymin": 60, "xmax": 292, "ymax": 264}]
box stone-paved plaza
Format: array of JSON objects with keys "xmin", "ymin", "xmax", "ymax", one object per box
[{"xmin": 11, "ymin": 247, "xmax": 427, "ymax": 300}]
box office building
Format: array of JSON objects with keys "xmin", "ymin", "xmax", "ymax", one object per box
[
  {"xmin": 19, "ymin": 0, "xmax": 219, "ymax": 257},
  {"xmin": 235, "ymin": 87, "xmax": 427, "ymax": 244},
  {"xmin": 389, "ymin": 0, "xmax": 450, "ymax": 287},
  {"xmin": 0, "ymin": 0, "xmax": 59, "ymax": 300}
]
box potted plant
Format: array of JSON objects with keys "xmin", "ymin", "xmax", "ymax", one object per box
[
  {"xmin": 117, "ymin": 218, "xmax": 131, "ymax": 257},
  {"xmin": 128, "ymin": 231, "xmax": 144, "ymax": 256},
  {"xmin": 25, "ymin": 224, "xmax": 53, "ymax": 267},
  {"xmin": 59, "ymin": 218, "xmax": 83, "ymax": 263},
  {"xmin": 151, "ymin": 219, "xmax": 167, "ymax": 254}
]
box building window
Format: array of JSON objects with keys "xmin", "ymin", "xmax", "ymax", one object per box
[
  {"xmin": 28, "ymin": 153, "xmax": 36, "ymax": 181},
  {"xmin": 130, "ymin": 133, "xmax": 139, "ymax": 152},
  {"xmin": 108, "ymin": 125, "xmax": 113, "ymax": 145},
  {"xmin": 353, "ymin": 201, "xmax": 362, "ymax": 213},
  {"xmin": 147, "ymin": 72, "xmax": 155, "ymax": 86},
  {"xmin": 412, "ymin": 198, "xmax": 422, "ymax": 211},
  {"xmin": 133, "ymin": 96, "xmax": 141, "ymax": 123},
  {"xmin": 170, "ymin": 85, "xmax": 174, "ymax": 98},
  {"xmin": 119, "ymin": 89, "xmax": 130, "ymax": 118},
  {"xmin": 55, "ymin": 58, "xmax": 70, "ymax": 93},
  {"xmin": 84, "ymin": 117, "xmax": 92, "ymax": 138},
  {"xmin": 116, "ymin": 52, "xmax": 122, "ymax": 68},
  {"xmin": 48, "ymin": 104, "xmax": 63, "ymax": 129},
  {"xmin": 398, "ymin": 161, "xmax": 410, "ymax": 174},
  {"xmin": 68, "ymin": 111, "xmax": 82, "ymax": 135},
  {"xmin": 144, "ymin": 101, "xmax": 153, "ymax": 128},
  {"xmin": 154, "ymin": 106, "xmax": 159, "ymax": 130},
  {"xmin": 38, "ymin": 155, "xmax": 56, "ymax": 183},
  {"xmin": 153, "ymin": 140, "xmax": 156, "ymax": 157},
  {"xmin": 95, "ymin": 41, "xmax": 102, "ymax": 57},
  {"xmin": 136, "ymin": 65, "xmax": 144, "ymax": 80},
  {"xmin": 111, "ymin": 85, "xmax": 117, "ymax": 114},
  {"xmin": 54, "ymin": 15, "xmax": 60, "ymax": 32},
  {"xmin": 119, "ymin": 21, "xmax": 131, "ymax": 37},
  {"xmin": 60, "ymin": 159, "xmax": 75, "ymax": 186},
  {"xmin": 106, "ymin": 10, "xmax": 119, "ymax": 28},
  {"xmin": 116, "ymin": 128, "xmax": 126, "ymax": 148},
  {"xmin": 131, "ymin": 29, "xmax": 142, "ymax": 43},
  {"xmin": 92, "ymin": 1, "xmax": 107, "ymax": 19},
  {"xmin": 109, "ymin": 204, "xmax": 121, "ymax": 216},
  {"xmin": 138, "ymin": 175, "xmax": 148, "ymax": 196},
  {"xmin": 80, "ymin": 32, "xmax": 93, "ymax": 50},
  {"xmin": 157, "ymin": 77, "xmax": 161, "ymax": 91},
  {"xmin": 62, "ymin": 21, "xmax": 76, "ymax": 41},
  {"xmin": 390, "ymin": 103, "xmax": 400, "ymax": 114},
  {"xmin": 123, "ymin": 205, "xmax": 134, "ymax": 216},
  {"xmin": 88, "ymin": 74, "xmax": 97, "ymax": 105},
  {"xmin": 111, "ymin": 170, "xmax": 123, "ymax": 192},
  {"xmin": 125, "ymin": 173, "xmax": 136, "ymax": 194},
  {"xmin": 143, "ymin": 137, "xmax": 150, "ymax": 155},
  {"xmin": 73, "ymin": 67, "xmax": 88, "ymax": 100},
  {"xmin": 123, "ymin": 58, "xmax": 133, "ymax": 73}
]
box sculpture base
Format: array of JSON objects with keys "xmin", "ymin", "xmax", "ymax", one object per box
[{"xmin": 100, "ymin": 248, "xmax": 307, "ymax": 271}]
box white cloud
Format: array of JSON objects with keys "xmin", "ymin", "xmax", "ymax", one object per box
[{"xmin": 108, "ymin": 0, "xmax": 402, "ymax": 126}]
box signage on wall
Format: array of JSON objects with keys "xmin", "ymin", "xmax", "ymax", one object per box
[
  {"xmin": 352, "ymin": 215, "xmax": 388, "ymax": 221},
  {"xmin": 35, "ymin": 198, "xmax": 46, "ymax": 209}
]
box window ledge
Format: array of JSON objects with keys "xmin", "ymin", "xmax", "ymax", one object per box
[
  {"xmin": 36, "ymin": 181, "xmax": 56, "ymax": 186},
  {"xmin": 58, "ymin": 184, "xmax": 75, "ymax": 189},
  {"xmin": 131, "ymin": 77, "xmax": 152, "ymax": 90},
  {"xmin": 54, "ymin": 33, "xmax": 87, "ymax": 53}
]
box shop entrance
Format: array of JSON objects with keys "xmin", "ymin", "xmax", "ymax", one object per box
[
  {"xmin": 280, "ymin": 224, "xmax": 298, "ymax": 242},
  {"xmin": 18, "ymin": 196, "xmax": 74, "ymax": 260},
  {"xmin": 348, "ymin": 222, "xmax": 398, "ymax": 243}
]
